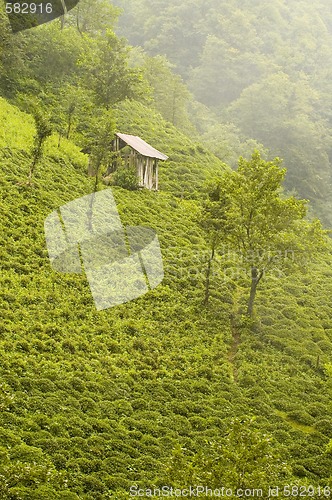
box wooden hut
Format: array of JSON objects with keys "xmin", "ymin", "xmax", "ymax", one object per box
[{"xmin": 112, "ymin": 133, "xmax": 168, "ymax": 190}]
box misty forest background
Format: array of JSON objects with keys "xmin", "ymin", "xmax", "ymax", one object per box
[{"xmin": 1, "ymin": 0, "xmax": 332, "ymax": 498}]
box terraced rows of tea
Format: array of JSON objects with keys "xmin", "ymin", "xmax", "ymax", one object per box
[{"xmin": 1, "ymin": 98, "xmax": 332, "ymax": 498}]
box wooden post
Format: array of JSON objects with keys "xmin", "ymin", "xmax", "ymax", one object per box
[
  {"xmin": 87, "ymin": 156, "xmax": 96, "ymax": 176},
  {"xmin": 143, "ymin": 157, "xmax": 149, "ymax": 188},
  {"xmin": 138, "ymin": 156, "xmax": 144, "ymax": 186},
  {"xmin": 146, "ymin": 158, "xmax": 150, "ymax": 189},
  {"xmin": 154, "ymin": 159, "xmax": 158, "ymax": 190},
  {"xmin": 149, "ymin": 158, "xmax": 153, "ymax": 189}
]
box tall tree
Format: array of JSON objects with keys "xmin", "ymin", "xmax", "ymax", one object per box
[
  {"xmin": 79, "ymin": 30, "xmax": 145, "ymax": 109},
  {"xmin": 227, "ymin": 72, "xmax": 332, "ymax": 200},
  {"xmin": 28, "ymin": 111, "xmax": 52, "ymax": 183},
  {"xmin": 201, "ymin": 151, "xmax": 326, "ymax": 316},
  {"xmin": 81, "ymin": 109, "xmax": 116, "ymax": 191},
  {"xmin": 66, "ymin": 0, "xmax": 120, "ymax": 34},
  {"xmin": 142, "ymin": 55, "xmax": 193, "ymax": 131}
]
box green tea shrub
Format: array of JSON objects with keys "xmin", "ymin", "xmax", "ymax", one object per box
[
  {"xmin": 52, "ymin": 453, "xmax": 67, "ymax": 469},
  {"xmin": 273, "ymin": 400, "xmax": 294, "ymax": 412},
  {"xmin": 191, "ymin": 380, "xmax": 211, "ymax": 395},
  {"xmin": 69, "ymin": 378, "xmax": 85, "ymax": 393},
  {"xmin": 273, "ymin": 429, "xmax": 292, "ymax": 443},
  {"xmin": 166, "ymin": 401, "xmax": 190, "ymax": 417},
  {"xmin": 112, "ymin": 166, "xmax": 139, "ymax": 191},
  {"xmin": 299, "ymin": 354, "xmax": 318, "ymax": 369},
  {"xmin": 57, "ymin": 492, "xmax": 80, "ymax": 500},
  {"xmin": 189, "ymin": 416, "xmax": 208, "ymax": 431},
  {"xmin": 108, "ymin": 400, "xmax": 132, "ymax": 417},
  {"xmin": 79, "ymin": 397, "xmax": 98, "ymax": 414},
  {"xmin": 266, "ymin": 335, "xmax": 286, "ymax": 351},
  {"xmin": 281, "ymin": 307, "xmax": 299, "ymax": 320},
  {"xmin": 260, "ymin": 314, "xmax": 275, "ymax": 326},
  {"xmin": 0, "ymin": 429, "xmax": 21, "ymax": 450},
  {"xmin": 66, "ymin": 418, "xmax": 93, "ymax": 438},
  {"xmin": 196, "ymin": 366, "xmax": 214, "ymax": 380},
  {"xmin": 34, "ymin": 438, "xmax": 59, "ymax": 454},
  {"xmin": 250, "ymin": 340, "xmax": 266, "ymax": 350},
  {"xmin": 317, "ymin": 340, "xmax": 332, "ymax": 353},
  {"xmin": 292, "ymin": 464, "xmax": 310, "ymax": 477},
  {"xmin": 324, "ymin": 329, "xmax": 332, "ymax": 339},
  {"xmin": 164, "ymin": 415, "xmax": 192, "ymax": 436},
  {"xmin": 34, "ymin": 379, "xmax": 56, "ymax": 393},
  {"xmin": 82, "ymin": 475, "xmax": 106, "ymax": 493},
  {"xmin": 8, "ymin": 485, "xmax": 59, "ymax": 500},
  {"xmin": 10, "ymin": 444, "xmax": 46, "ymax": 463},
  {"xmin": 76, "ymin": 458, "xmax": 103, "ymax": 473},
  {"xmin": 307, "ymin": 402, "xmax": 329, "ymax": 418},
  {"xmin": 300, "ymin": 456, "xmax": 332, "ymax": 479},
  {"xmin": 296, "ymin": 317, "xmax": 312, "ymax": 329},
  {"xmin": 287, "ymin": 410, "xmax": 314, "ymax": 426},
  {"xmin": 131, "ymin": 398, "xmax": 149, "ymax": 411},
  {"xmin": 245, "ymin": 386, "xmax": 269, "ymax": 400},
  {"xmin": 133, "ymin": 410, "xmax": 161, "ymax": 423}
]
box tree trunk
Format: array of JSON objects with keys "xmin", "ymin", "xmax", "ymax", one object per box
[
  {"xmin": 172, "ymin": 90, "xmax": 176, "ymax": 126},
  {"xmin": 76, "ymin": 4, "xmax": 83, "ymax": 35},
  {"xmin": 247, "ymin": 267, "xmax": 263, "ymax": 316},
  {"xmin": 60, "ymin": 0, "xmax": 67, "ymax": 29},
  {"xmin": 66, "ymin": 114, "xmax": 72, "ymax": 139},
  {"xmin": 94, "ymin": 164, "xmax": 100, "ymax": 193},
  {"xmin": 93, "ymin": 155, "xmax": 103, "ymax": 193},
  {"xmin": 28, "ymin": 137, "xmax": 43, "ymax": 183},
  {"xmin": 203, "ymin": 238, "xmax": 217, "ymax": 306}
]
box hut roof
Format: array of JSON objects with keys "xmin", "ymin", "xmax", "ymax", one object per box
[{"xmin": 116, "ymin": 133, "xmax": 168, "ymax": 161}]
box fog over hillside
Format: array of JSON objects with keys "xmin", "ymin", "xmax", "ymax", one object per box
[{"xmin": 115, "ymin": 0, "xmax": 332, "ymax": 226}]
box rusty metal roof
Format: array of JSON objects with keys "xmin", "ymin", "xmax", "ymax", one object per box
[{"xmin": 116, "ymin": 133, "xmax": 168, "ymax": 161}]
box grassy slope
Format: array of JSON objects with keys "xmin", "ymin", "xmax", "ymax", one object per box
[{"xmin": 1, "ymin": 97, "xmax": 332, "ymax": 498}]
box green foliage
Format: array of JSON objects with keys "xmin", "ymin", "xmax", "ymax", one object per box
[
  {"xmin": 0, "ymin": 97, "xmax": 34, "ymax": 149},
  {"xmin": 82, "ymin": 109, "xmax": 116, "ymax": 187},
  {"xmin": 139, "ymin": 53, "xmax": 194, "ymax": 133},
  {"xmin": 228, "ymin": 72, "xmax": 332, "ymax": 201},
  {"xmin": 112, "ymin": 165, "xmax": 139, "ymax": 191},
  {"xmin": 66, "ymin": 0, "xmax": 121, "ymax": 35},
  {"xmin": 31, "ymin": 111, "xmax": 52, "ymax": 159},
  {"xmin": 161, "ymin": 418, "xmax": 290, "ymax": 491},
  {"xmin": 201, "ymin": 151, "xmax": 325, "ymax": 314},
  {"xmin": 200, "ymin": 122, "xmax": 267, "ymax": 168},
  {"xmin": 79, "ymin": 30, "xmax": 146, "ymax": 109}
]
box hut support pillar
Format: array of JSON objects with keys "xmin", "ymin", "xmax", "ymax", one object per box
[{"xmin": 154, "ymin": 160, "xmax": 158, "ymax": 190}]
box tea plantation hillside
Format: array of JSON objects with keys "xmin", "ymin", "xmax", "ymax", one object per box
[{"xmin": 1, "ymin": 98, "xmax": 332, "ymax": 498}]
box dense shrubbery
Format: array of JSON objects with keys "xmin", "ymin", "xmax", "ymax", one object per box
[{"xmin": 112, "ymin": 165, "xmax": 139, "ymax": 191}]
